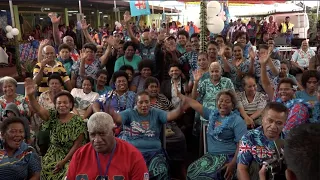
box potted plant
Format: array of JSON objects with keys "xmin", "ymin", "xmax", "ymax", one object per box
[{"xmin": 21, "ymin": 60, "xmax": 36, "ymax": 78}]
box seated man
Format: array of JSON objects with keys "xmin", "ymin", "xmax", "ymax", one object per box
[
  {"xmin": 66, "ymin": 112, "xmax": 148, "ymax": 180},
  {"xmin": 33, "ymin": 45, "xmax": 72, "ymax": 95},
  {"xmin": 259, "ymin": 123, "xmax": 320, "ymax": 180},
  {"xmin": 109, "ymin": 91, "xmax": 184, "ymax": 180},
  {"xmin": 237, "ymin": 102, "xmax": 288, "ymax": 180}
]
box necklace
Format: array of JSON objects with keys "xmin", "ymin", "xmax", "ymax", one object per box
[
  {"xmin": 95, "ymin": 141, "xmax": 117, "ymax": 180},
  {"xmin": 107, "ymin": 90, "xmax": 128, "ymax": 112}
]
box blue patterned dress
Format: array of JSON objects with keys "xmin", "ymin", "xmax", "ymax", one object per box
[
  {"xmin": 228, "ymin": 58, "xmax": 251, "ymax": 92},
  {"xmin": 187, "ymin": 109, "xmax": 247, "ymax": 180}
]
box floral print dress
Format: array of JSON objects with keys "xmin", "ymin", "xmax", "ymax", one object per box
[
  {"xmin": 41, "ymin": 110, "xmax": 86, "ymax": 180},
  {"xmin": 228, "ymin": 58, "xmax": 250, "ymax": 92},
  {"xmin": 0, "ymin": 94, "xmax": 29, "ymax": 119}
]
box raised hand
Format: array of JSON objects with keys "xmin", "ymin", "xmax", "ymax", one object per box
[
  {"xmin": 218, "ymin": 46, "xmax": 225, "ymax": 57},
  {"xmin": 106, "ymin": 36, "xmax": 116, "ymax": 47},
  {"xmin": 39, "ymin": 39, "xmax": 50, "ymax": 47},
  {"xmin": 81, "ymin": 19, "xmax": 90, "ymax": 30},
  {"xmin": 193, "ymin": 70, "xmax": 203, "ymax": 82},
  {"xmin": 249, "ymin": 47, "xmax": 256, "ymax": 61},
  {"xmin": 259, "ymin": 52, "xmax": 269, "ymax": 65},
  {"xmin": 48, "ymin": 12, "xmax": 60, "ymax": 24},
  {"xmin": 40, "ymin": 58, "xmax": 50, "ymax": 67},
  {"xmin": 123, "ymin": 11, "xmax": 131, "ymax": 23},
  {"xmin": 79, "ymin": 49, "xmax": 88, "ymax": 61},
  {"xmin": 24, "ymin": 78, "xmax": 36, "ymax": 97}
]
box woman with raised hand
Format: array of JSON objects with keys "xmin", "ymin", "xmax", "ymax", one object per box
[
  {"xmin": 25, "ymin": 79, "xmax": 86, "ymax": 180},
  {"xmin": 177, "ymin": 88, "xmax": 247, "ymax": 180}
]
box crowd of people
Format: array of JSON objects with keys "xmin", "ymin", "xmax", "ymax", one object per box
[{"xmin": 0, "ymin": 10, "xmax": 320, "ymax": 180}]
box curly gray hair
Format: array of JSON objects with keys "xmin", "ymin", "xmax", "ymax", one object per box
[
  {"xmin": 215, "ymin": 89, "xmax": 239, "ymax": 110},
  {"xmin": 87, "ymin": 112, "xmax": 115, "ymax": 133}
]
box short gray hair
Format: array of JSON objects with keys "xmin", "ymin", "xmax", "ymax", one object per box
[
  {"xmin": 87, "ymin": 112, "xmax": 115, "ymax": 133},
  {"xmin": 0, "ymin": 76, "xmax": 17, "ymax": 87}
]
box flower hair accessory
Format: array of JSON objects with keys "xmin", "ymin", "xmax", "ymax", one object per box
[{"xmin": 292, "ymin": 85, "xmax": 298, "ymax": 91}]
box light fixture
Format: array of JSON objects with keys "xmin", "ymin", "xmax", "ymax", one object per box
[
  {"xmin": 1, "ymin": 10, "xmax": 6, "ymax": 12},
  {"xmin": 68, "ymin": 14, "xmax": 72, "ymax": 16},
  {"xmin": 99, "ymin": 11, "xmax": 103, "ymax": 14},
  {"xmin": 103, "ymin": 15, "xmax": 108, "ymax": 17},
  {"xmin": 40, "ymin": 17, "xmax": 43, "ymax": 20},
  {"xmin": 91, "ymin": 11, "xmax": 94, "ymax": 14},
  {"xmin": 68, "ymin": 10, "xmax": 78, "ymax": 13}
]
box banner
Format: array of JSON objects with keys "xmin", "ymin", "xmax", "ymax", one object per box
[{"xmin": 130, "ymin": 0, "xmax": 151, "ymax": 17}]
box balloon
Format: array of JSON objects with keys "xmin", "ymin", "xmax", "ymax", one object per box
[
  {"xmin": 5, "ymin": 25, "xmax": 12, "ymax": 32},
  {"xmin": 6, "ymin": 32, "xmax": 13, "ymax": 39},
  {"xmin": 115, "ymin": 21, "xmax": 119, "ymax": 25},
  {"xmin": 207, "ymin": 1, "xmax": 221, "ymax": 16},
  {"xmin": 222, "ymin": 16, "xmax": 227, "ymax": 21},
  {"xmin": 11, "ymin": 28, "xmax": 19, "ymax": 36},
  {"xmin": 207, "ymin": 16, "xmax": 224, "ymax": 34}
]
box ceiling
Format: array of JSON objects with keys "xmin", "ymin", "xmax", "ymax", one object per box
[{"xmin": 0, "ymin": 0, "xmax": 177, "ymax": 14}]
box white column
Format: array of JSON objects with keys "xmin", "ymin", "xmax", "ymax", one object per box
[{"xmin": 9, "ymin": 0, "xmax": 15, "ymax": 27}]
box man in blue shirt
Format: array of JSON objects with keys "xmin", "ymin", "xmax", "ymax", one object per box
[
  {"xmin": 108, "ymin": 91, "xmax": 184, "ymax": 180},
  {"xmin": 237, "ymin": 102, "xmax": 288, "ymax": 180}
]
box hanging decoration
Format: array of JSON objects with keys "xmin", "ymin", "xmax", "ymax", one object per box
[
  {"xmin": 206, "ymin": 1, "xmax": 224, "ymax": 34},
  {"xmin": 5, "ymin": 25, "xmax": 19, "ymax": 39},
  {"xmin": 199, "ymin": 0, "xmax": 208, "ymax": 53}
]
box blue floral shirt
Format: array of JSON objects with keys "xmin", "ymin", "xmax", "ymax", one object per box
[
  {"xmin": 96, "ymin": 90, "xmax": 136, "ymax": 112},
  {"xmin": 179, "ymin": 50, "xmax": 198, "ymax": 78},
  {"xmin": 237, "ymin": 127, "xmax": 284, "ymax": 166},
  {"xmin": 227, "ymin": 58, "xmax": 251, "ymax": 92}
]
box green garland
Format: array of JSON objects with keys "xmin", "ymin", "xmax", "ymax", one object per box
[
  {"xmin": 14, "ymin": 37, "xmax": 22, "ymax": 76},
  {"xmin": 200, "ymin": 0, "xmax": 208, "ymax": 53}
]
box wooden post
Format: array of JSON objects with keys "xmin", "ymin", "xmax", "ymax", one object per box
[
  {"xmin": 64, "ymin": 8, "xmax": 69, "ymax": 27},
  {"xmin": 97, "ymin": 10, "xmax": 100, "ymax": 27}
]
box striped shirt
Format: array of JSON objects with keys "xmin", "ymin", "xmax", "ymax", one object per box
[
  {"xmin": 237, "ymin": 91, "xmax": 267, "ymax": 115},
  {"xmin": 150, "ymin": 94, "xmax": 174, "ymax": 111},
  {"xmin": 33, "ymin": 61, "xmax": 70, "ymax": 94}
]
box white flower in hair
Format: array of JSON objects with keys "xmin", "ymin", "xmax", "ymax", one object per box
[{"xmin": 293, "ymin": 85, "xmax": 298, "ymax": 91}]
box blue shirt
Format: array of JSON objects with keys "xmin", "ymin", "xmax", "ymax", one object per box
[
  {"xmin": 0, "ymin": 141, "xmax": 41, "ymax": 179},
  {"xmin": 96, "ymin": 90, "xmax": 136, "ymax": 112},
  {"xmin": 295, "ymin": 90, "xmax": 317, "ymax": 106},
  {"xmin": 237, "ymin": 127, "xmax": 284, "ymax": 166},
  {"xmin": 94, "ymin": 84, "xmax": 112, "ymax": 96},
  {"xmin": 203, "ymin": 108, "xmax": 247, "ymax": 155},
  {"xmin": 189, "ymin": 26, "xmax": 195, "ymax": 37},
  {"xmin": 119, "ymin": 108, "xmax": 167, "ymax": 153}
]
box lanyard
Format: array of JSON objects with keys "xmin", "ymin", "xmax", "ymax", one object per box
[{"xmin": 95, "ymin": 141, "xmax": 117, "ymax": 180}]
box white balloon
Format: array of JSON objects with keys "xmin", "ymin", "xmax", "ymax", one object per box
[
  {"xmin": 207, "ymin": 16, "xmax": 224, "ymax": 34},
  {"xmin": 5, "ymin": 25, "xmax": 12, "ymax": 32},
  {"xmin": 115, "ymin": 21, "xmax": 119, "ymax": 25},
  {"xmin": 11, "ymin": 28, "xmax": 19, "ymax": 36},
  {"xmin": 6, "ymin": 32, "xmax": 13, "ymax": 39},
  {"xmin": 207, "ymin": 1, "xmax": 221, "ymax": 16}
]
